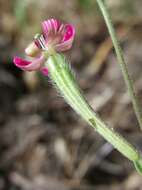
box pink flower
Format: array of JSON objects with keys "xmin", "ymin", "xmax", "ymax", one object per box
[{"xmin": 13, "ymin": 18, "xmax": 75, "ymax": 75}]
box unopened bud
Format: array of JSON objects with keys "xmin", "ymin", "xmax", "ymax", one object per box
[{"xmin": 25, "ymin": 42, "xmax": 40, "ymax": 57}]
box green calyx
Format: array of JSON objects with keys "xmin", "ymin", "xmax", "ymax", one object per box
[{"xmin": 45, "ymin": 53, "xmax": 142, "ymax": 174}]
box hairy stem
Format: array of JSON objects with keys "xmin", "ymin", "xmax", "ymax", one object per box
[
  {"xmin": 96, "ymin": 0, "xmax": 142, "ymax": 130},
  {"xmin": 45, "ymin": 54, "xmax": 142, "ymax": 174}
]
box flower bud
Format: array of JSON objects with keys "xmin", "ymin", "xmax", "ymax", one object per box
[{"xmin": 25, "ymin": 42, "xmax": 40, "ymax": 57}]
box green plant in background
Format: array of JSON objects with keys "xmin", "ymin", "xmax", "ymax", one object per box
[
  {"xmin": 14, "ymin": 0, "xmax": 28, "ymax": 26},
  {"xmin": 13, "ymin": 18, "xmax": 142, "ymax": 175}
]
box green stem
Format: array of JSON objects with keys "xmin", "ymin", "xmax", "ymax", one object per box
[
  {"xmin": 96, "ymin": 0, "xmax": 142, "ymax": 130},
  {"xmin": 46, "ymin": 53, "xmax": 142, "ymax": 174}
]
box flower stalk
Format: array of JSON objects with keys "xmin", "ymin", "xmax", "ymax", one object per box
[
  {"xmin": 96, "ymin": 0, "xmax": 142, "ymax": 130},
  {"xmin": 46, "ymin": 53, "xmax": 142, "ymax": 174},
  {"xmin": 13, "ymin": 18, "xmax": 142, "ymax": 174}
]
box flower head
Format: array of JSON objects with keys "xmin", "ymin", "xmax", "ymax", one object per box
[{"xmin": 13, "ymin": 18, "xmax": 75, "ymax": 75}]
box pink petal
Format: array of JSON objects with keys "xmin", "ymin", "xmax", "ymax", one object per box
[
  {"xmin": 13, "ymin": 56, "xmax": 31, "ymax": 67},
  {"xmin": 41, "ymin": 19, "xmax": 75, "ymax": 52},
  {"xmin": 25, "ymin": 56, "xmax": 45, "ymax": 71},
  {"xmin": 13, "ymin": 55, "xmax": 45, "ymax": 71},
  {"xmin": 55, "ymin": 24, "xmax": 75, "ymax": 52},
  {"xmin": 63, "ymin": 24, "xmax": 75, "ymax": 41},
  {"xmin": 40, "ymin": 67, "xmax": 48, "ymax": 76},
  {"xmin": 42, "ymin": 18, "xmax": 61, "ymax": 38}
]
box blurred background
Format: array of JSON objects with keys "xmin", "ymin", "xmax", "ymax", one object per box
[{"xmin": 0, "ymin": 0, "xmax": 142, "ymax": 189}]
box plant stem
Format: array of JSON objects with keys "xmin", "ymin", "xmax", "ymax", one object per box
[
  {"xmin": 46, "ymin": 53, "xmax": 142, "ymax": 174},
  {"xmin": 96, "ymin": 0, "xmax": 142, "ymax": 130}
]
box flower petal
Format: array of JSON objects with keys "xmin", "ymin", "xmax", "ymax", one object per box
[
  {"xmin": 13, "ymin": 56, "xmax": 31, "ymax": 67},
  {"xmin": 63, "ymin": 24, "xmax": 75, "ymax": 41},
  {"xmin": 40, "ymin": 67, "xmax": 48, "ymax": 76},
  {"xmin": 42, "ymin": 18, "xmax": 61, "ymax": 38},
  {"xmin": 13, "ymin": 55, "xmax": 45, "ymax": 71},
  {"xmin": 55, "ymin": 24, "xmax": 75, "ymax": 52}
]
